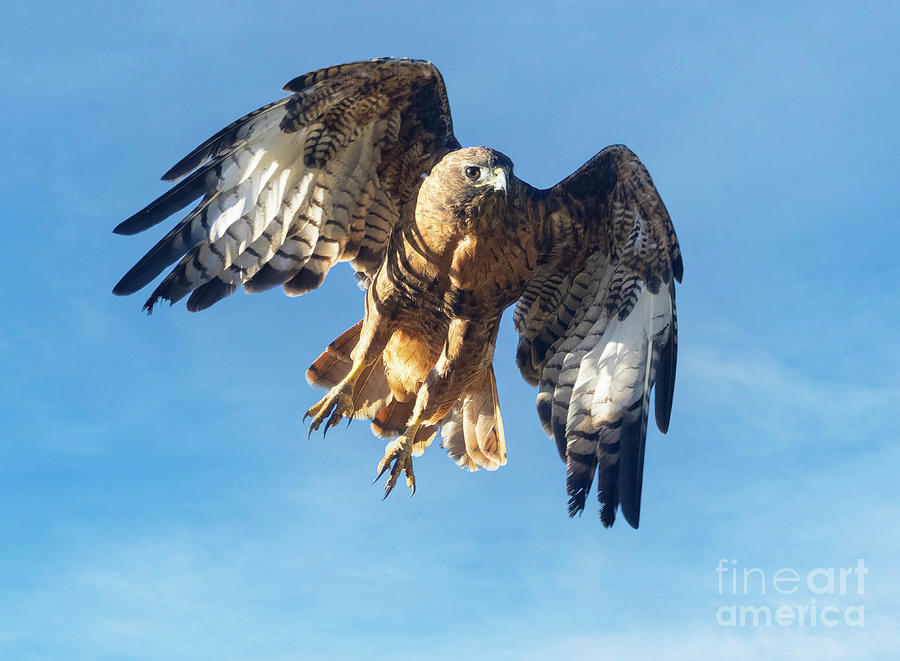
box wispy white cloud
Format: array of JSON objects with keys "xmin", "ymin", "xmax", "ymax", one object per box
[
  {"xmin": 503, "ymin": 620, "xmax": 900, "ymax": 661},
  {"xmin": 7, "ymin": 525, "xmax": 897, "ymax": 661},
  {"xmin": 678, "ymin": 322, "xmax": 900, "ymax": 455}
]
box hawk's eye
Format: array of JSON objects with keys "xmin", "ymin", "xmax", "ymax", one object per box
[{"xmin": 464, "ymin": 166, "xmax": 481, "ymax": 181}]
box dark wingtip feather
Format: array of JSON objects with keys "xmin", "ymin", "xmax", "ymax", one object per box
[
  {"xmin": 672, "ymin": 252, "xmax": 684, "ymax": 283},
  {"xmin": 112, "ymin": 270, "xmax": 138, "ymax": 295},
  {"xmin": 113, "ymin": 220, "xmax": 200, "ymax": 296},
  {"xmin": 112, "ymin": 221, "xmax": 135, "ymax": 236},
  {"xmin": 566, "ymin": 447, "xmax": 598, "ymax": 518},
  {"xmin": 141, "ymin": 290, "xmax": 170, "ymax": 315},
  {"xmin": 244, "ymin": 264, "xmax": 293, "ymax": 293},
  {"xmin": 284, "ymin": 267, "xmax": 326, "ymax": 296},
  {"xmin": 654, "ymin": 333, "xmax": 676, "ymax": 434},
  {"xmin": 186, "ymin": 278, "xmax": 238, "ymax": 312},
  {"xmin": 114, "ymin": 193, "xmax": 190, "ymax": 236},
  {"xmin": 141, "ymin": 270, "xmax": 193, "ymax": 314},
  {"xmin": 112, "ymin": 277, "xmax": 138, "ymax": 297},
  {"xmin": 616, "ymin": 417, "xmax": 647, "ymax": 530},
  {"xmin": 567, "ymin": 494, "xmax": 586, "ymax": 518},
  {"xmin": 655, "ymin": 285, "xmax": 678, "ymax": 434},
  {"xmin": 161, "ymin": 146, "xmax": 213, "ymax": 182},
  {"xmin": 515, "ymin": 344, "xmax": 540, "ymax": 385},
  {"xmin": 551, "ymin": 414, "xmax": 568, "ymax": 463},
  {"xmin": 567, "ymin": 478, "xmax": 588, "ymax": 517},
  {"xmin": 113, "ymin": 159, "xmax": 221, "ymax": 236},
  {"xmin": 597, "ymin": 463, "xmax": 619, "ymax": 527}
]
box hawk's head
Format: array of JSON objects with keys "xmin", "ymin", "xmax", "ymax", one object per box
[{"xmin": 420, "ymin": 147, "xmax": 516, "ymax": 226}]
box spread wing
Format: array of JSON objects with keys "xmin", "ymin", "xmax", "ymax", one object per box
[
  {"xmin": 113, "ymin": 58, "xmax": 459, "ymax": 312},
  {"xmin": 514, "ymin": 145, "xmax": 682, "ymax": 528}
]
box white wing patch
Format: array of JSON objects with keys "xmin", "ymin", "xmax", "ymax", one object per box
[
  {"xmin": 114, "ymin": 99, "xmax": 402, "ymax": 311},
  {"xmin": 514, "ymin": 145, "xmax": 681, "ymax": 528}
]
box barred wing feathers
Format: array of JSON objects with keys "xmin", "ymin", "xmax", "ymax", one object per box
[
  {"xmin": 113, "ymin": 58, "xmax": 459, "ymax": 312},
  {"xmin": 514, "ymin": 145, "xmax": 682, "ymax": 528}
]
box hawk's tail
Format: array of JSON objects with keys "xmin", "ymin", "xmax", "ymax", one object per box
[{"xmin": 439, "ymin": 366, "xmax": 507, "ymax": 471}]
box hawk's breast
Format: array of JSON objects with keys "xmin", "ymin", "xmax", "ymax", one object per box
[{"xmin": 446, "ymin": 229, "xmax": 536, "ymax": 319}]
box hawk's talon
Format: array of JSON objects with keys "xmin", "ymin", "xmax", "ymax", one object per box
[
  {"xmin": 306, "ymin": 386, "xmax": 355, "ymax": 435},
  {"xmin": 376, "ymin": 434, "xmax": 417, "ymax": 498}
]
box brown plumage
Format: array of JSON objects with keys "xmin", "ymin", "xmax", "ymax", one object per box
[{"xmin": 114, "ymin": 58, "xmax": 682, "ymax": 527}]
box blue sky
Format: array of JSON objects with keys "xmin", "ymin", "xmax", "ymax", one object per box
[{"xmin": 2, "ymin": 1, "xmax": 899, "ymax": 659}]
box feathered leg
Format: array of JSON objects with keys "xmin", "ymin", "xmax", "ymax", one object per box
[
  {"xmin": 306, "ymin": 291, "xmax": 392, "ymax": 433},
  {"xmin": 376, "ymin": 317, "xmax": 498, "ymax": 496}
]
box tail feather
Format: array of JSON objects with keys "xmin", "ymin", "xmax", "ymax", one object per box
[
  {"xmin": 412, "ymin": 424, "xmax": 437, "ymax": 457},
  {"xmin": 306, "ymin": 321, "xmax": 362, "ymax": 388},
  {"xmin": 350, "ymin": 359, "xmax": 391, "ymax": 419},
  {"xmin": 306, "ymin": 320, "xmax": 390, "ymax": 419},
  {"xmin": 484, "ymin": 368, "xmax": 507, "ymax": 463},
  {"xmin": 440, "ymin": 366, "xmax": 507, "ymax": 471},
  {"xmin": 371, "ymin": 398, "xmax": 414, "ymax": 438},
  {"xmin": 461, "ymin": 400, "xmax": 492, "ymax": 469}
]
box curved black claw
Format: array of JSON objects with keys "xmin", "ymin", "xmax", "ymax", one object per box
[
  {"xmin": 306, "ymin": 387, "xmax": 354, "ymax": 436},
  {"xmin": 375, "ymin": 437, "xmax": 416, "ymax": 498}
]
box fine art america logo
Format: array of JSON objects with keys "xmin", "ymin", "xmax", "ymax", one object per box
[{"xmin": 715, "ymin": 559, "xmax": 867, "ymax": 628}]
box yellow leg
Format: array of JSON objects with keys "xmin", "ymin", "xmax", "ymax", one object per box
[{"xmin": 305, "ymin": 360, "xmax": 368, "ymax": 435}]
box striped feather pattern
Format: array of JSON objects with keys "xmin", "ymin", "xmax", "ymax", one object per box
[
  {"xmin": 114, "ymin": 58, "xmax": 460, "ymax": 312},
  {"xmin": 114, "ymin": 61, "xmax": 682, "ymax": 527},
  {"xmin": 515, "ymin": 145, "xmax": 682, "ymax": 528}
]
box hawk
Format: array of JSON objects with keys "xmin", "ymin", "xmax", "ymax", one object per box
[{"xmin": 113, "ymin": 59, "xmax": 682, "ymax": 528}]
